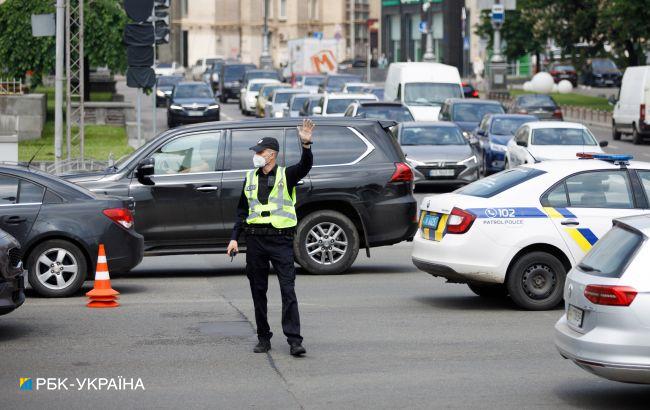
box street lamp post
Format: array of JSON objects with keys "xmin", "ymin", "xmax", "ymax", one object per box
[
  {"xmin": 422, "ymin": 0, "xmax": 435, "ymax": 62},
  {"xmin": 260, "ymin": 0, "xmax": 273, "ymax": 69}
]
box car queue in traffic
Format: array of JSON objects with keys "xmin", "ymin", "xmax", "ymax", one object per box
[{"xmin": 3, "ymin": 60, "xmax": 649, "ymax": 385}]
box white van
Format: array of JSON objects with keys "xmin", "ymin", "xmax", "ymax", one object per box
[
  {"xmin": 612, "ymin": 66, "xmax": 650, "ymax": 144},
  {"xmin": 384, "ymin": 62, "xmax": 463, "ymax": 121}
]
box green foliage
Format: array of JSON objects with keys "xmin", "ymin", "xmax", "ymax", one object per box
[
  {"xmin": 598, "ymin": 0, "xmax": 650, "ymax": 66},
  {"xmin": 0, "ymin": 0, "xmax": 127, "ymax": 86}
]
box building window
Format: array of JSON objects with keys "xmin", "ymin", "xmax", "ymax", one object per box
[
  {"xmin": 279, "ymin": 0, "xmax": 287, "ymax": 19},
  {"xmin": 309, "ymin": 0, "xmax": 319, "ymax": 20},
  {"xmin": 269, "ymin": 0, "xmax": 274, "ymax": 19},
  {"xmin": 181, "ymin": 0, "xmax": 188, "ymax": 17},
  {"xmin": 409, "ymin": 15, "xmax": 421, "ymax": 62}
]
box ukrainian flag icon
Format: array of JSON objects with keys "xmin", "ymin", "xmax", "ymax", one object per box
[{"xmin": 19, "ymin": 378, "xmax": 32, "ymax": 391}]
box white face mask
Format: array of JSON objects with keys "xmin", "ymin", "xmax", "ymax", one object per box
[{"xmin": 253, "ymin": 154, "xmax": 266, "ymax": 168}]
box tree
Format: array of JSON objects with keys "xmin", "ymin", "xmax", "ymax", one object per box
[
  {"xmin": 598, "ymin": 0, "xmax": 650, "ymax": 67},
  {"xmin": 0, "ymin": 0, "xmax": 127, "ymax": 87}
]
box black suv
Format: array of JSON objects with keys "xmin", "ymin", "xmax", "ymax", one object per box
[
  {"xmin": 67, "ymin": 118, "xmax": 418, "ymax": 274},
  {"xmin": 0, "ymin": 229, "xmax": 24, "ymax": 315},
  {"xmin": 218, "ymin": 63, "xmax": 256, "ymax": 103}
]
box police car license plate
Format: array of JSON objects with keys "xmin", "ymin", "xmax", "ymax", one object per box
[
  {"xmin": 422, "ymin": 213, "xmax": 440, "ymax": 230},
  {"xmin": 188, "ymin": 110, "xmax": 203, "ymax": 116},
  {"xmin": 429, "ymin": 169, "xmax": 454, "ymax": 177},
  {"xmin": 567, "ymin": 304, "xmax": 584, "ymax": 328}
]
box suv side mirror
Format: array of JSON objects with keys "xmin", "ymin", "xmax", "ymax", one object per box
[
  {"xmin": 516, "ymin": 140, "xmax": 528, "ymax": 147},
  {"xmin": 312, "ymin": 106, "xmax": 322, "ymax": 115},
  {"xmin": 136, "ymin": 158, "xmax": 155, "ymax": 185},
  {"xmin": 608, "ymin": 95, "xmax": 617, "ymax": 106}
]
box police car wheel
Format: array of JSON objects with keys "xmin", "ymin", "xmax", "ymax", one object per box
[
  {"xmin": 26, "ymin": 239, "xmax": 88, "ymax": 298},
  {"xmin": 294, "ymin": 211, "xmax": 360, "ymax": 275},
  {"xmin": 506, "ymin": 251, "xmax": 565, "ymax": 310},
  {"xmin": 467, "ymin": 283, "xmax": 507, "ymax": 298}
]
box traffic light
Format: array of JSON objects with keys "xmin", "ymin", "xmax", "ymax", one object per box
[
  {"xmin": 154, "ymin": 0, "xmax": 170, "ymax": 45},
  {"xmin": 123, "ymin": 0, "xmax": 155, "ymax": 89}
]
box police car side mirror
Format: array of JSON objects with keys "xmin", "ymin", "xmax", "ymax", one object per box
[
  {"xmin": 136, "ymin": 158, "xmax": 155, "ymax": 185},
  {"xmin": 599, "ymin": 140, "xmax": 609, "ymax": 147},
  {"xmin": 516, "ymin": 140, "xmax": 528, "ymax": 147}
]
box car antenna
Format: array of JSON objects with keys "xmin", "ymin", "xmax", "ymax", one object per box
[
  {"xmin": 26, "ymin": 144, "xmax": 45, "ymax": 169},
  {"xmin": 525, "ymin": 147, "xmax": 540, "ymax": 163}
]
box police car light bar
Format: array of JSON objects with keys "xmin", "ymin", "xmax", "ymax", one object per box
[{"xmin": 576, "ymin": 153, "xmax": 634, "ymax": 162}]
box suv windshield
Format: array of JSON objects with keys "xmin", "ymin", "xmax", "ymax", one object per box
[
  {"xmin": 249, "ymin": 82, "xmax": 268, "ymax": 92},
  {"xmin": 246, "ymin": 71, "xmax": 279, "ymax": 82},
  {"xmin": 401, "ymin": 126, "xmax": 465, "ymax": 145},
  {"xmin": 327, "ymin": 98, "xmax": 374, "ymax": 114},
  {"xmin": 456, "ymin": 167, "xmax": 546, "ymax": 198},
  {"xmin": 304, "ymin": 77, "xmax": 324, "ymax": 86},
  {"xmin": 531, "ymin": 128, "xmax": 597, "ymax": 145},
  {"xmin": 592, "ymin": 59, "xmax": 617, "ymax": 71},
  {"xmin": 291, "ymin": 96, "xmax": 309, "ymax": 110},
  {"xmin": 452, "ymin": 103, "xmax": 504, "ymax": 122},
  {"xmin": 261, "ymin": 85, "xmax": 286, "ymax": 98},
  {"xmin": 157, "ymin": 76, "xmax": 182, "ymax": 87},
  {"xmin": 328, "ymin": 75, "xmax": 361, "ymax": 89},
  {"xmin": 404, "ymin": 83, "xmax": 463, "ymax": 106},
  {"xmin": 578, "ymin": 224, "xmax": 644, "ymax": 278},
  {"xmin": 274, "ymin": 92, "xmax": 297, "ymax": 104},
  {"xmin": 224, "ymin": 65, "xmax": 252, "ymax": 82}
]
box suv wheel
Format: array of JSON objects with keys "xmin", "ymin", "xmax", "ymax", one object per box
[
  {"xmin": 506, "ymin": 251, "xmax": 565, "ymax": 310},
  {"xmin": 294, "ymin": 211, "xmax": 360, "ymax": 275},
  {"xmin": 27, "ymin": 239, "xmax": 88, "ymax": 297}
]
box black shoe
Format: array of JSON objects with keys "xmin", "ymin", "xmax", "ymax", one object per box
[
  {"xmin": 289, "ymin": 343, "xmax": 306, "ymax": 356},
  {"xmin": 254, "ymin": 340, "xmax": 271, "ymax": 353}
]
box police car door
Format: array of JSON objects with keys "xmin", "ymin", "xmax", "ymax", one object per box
[{"xmin": 541, "ymin": 169, "xmax": 645, "ymax": 263}]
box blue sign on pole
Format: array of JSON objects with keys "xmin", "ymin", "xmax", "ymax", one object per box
[
  {"xmin": 419, "ymin": 21, "xmax": 428, "ymax": 34},
  {"xmin": 491, "ymin": 4, "xmax": 505, "ymax": 24}
]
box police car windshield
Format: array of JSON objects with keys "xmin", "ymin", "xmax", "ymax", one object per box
[
  {"xmin": 531, "ymin": 128, "xmax": 597, "ymax": 146},
  {"xmin": 401, "ymin": 126, "xmax": 465, "ymax": 146},
  {"xmin": 491, "ymin": 118, "xmax": 533, "ymax": 135},
  {"xmin": 456, "ymin": 168, "xmax": 546, "ymax": 198}
]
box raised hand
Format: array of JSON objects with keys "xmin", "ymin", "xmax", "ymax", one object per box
[{"xmin": 298, "ymin": 118, "xmax": 315, "ymax": 145}]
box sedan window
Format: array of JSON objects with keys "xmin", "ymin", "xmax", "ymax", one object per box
[
  {"xmin": 0, "ymin": 176, "xmax": 18, "ymax": 204},
  {"xmin": 0, "ymin": 175, "xmax": 45, "ymax": 204}
]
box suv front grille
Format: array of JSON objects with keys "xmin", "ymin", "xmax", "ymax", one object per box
[{"xmin": 7, "ymin": 248, "xmax": 22, "ymax": 268}]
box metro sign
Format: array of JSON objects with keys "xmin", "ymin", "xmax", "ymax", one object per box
[{"xmin": 311, "ymin": 50, "xmax": 338, "ymax": 73}]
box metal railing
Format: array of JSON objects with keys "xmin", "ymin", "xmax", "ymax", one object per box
[
  {"xmin": 0, "ymin": 78, "xmax": 23, "ymax": 94},
  {"xmin": 44, "ymin": 158, "xmax": 110, "ymax": 175}
]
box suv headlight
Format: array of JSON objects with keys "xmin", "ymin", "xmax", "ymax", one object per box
[
  {"xmin": 208, "ymin": 104, "xmax": 220, "ymax": 110},
  {"xmin": 156, "ymin": 89, "xmax": 165, "ymax": 97},
  {"xmin": 489, "ymin": 142, "xmax": 507, "ymax": 152},
  {"xmin": 457, "ymin": 155, "xmax": 477, "ymax": 165},
  {"xmin": 170, "ymin": 104, "xmax": 183, "ymax": 110}
]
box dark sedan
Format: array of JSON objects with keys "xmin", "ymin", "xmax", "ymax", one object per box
[
  {"xmin": 0, "ymin": 229, "xmax": 24, "ymax": 315},
  {"xmin": 167, "ymin": 82, "xmax": 220, "ymax": 128},
  {"xmin": 0, "ymin": 165, "xmax": 144, "ymax": 297},
  {"xmin": 509, "ymin": 94, "xmax": 563, "ymax": 120},
  {"xmin": 156, "ymin": 75, "xmax": 184, "ymax": 107},
  {"xmin": 438, "ymin": 98, "xmax": 505, "ymax": 136}
]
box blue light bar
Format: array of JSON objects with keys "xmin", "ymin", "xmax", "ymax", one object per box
[{"xmin": 576, "ymin": 153, "xmax": 634, "ymax": 162}]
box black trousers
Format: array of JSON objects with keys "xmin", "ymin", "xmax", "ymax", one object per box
[{"xmin": 246, "ymin": 234, "xmax": 302, "ymax": 344}]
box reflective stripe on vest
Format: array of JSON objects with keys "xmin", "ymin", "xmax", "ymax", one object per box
[{"xmin": 245, "ymin": 166, "xmax": 297, "ymax": 228}]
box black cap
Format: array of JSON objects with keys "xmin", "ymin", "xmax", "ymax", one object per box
[{"xmin": 249, "ymin": 137, "xmax": 280, "ymax": 153}]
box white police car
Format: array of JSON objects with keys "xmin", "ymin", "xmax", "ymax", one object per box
[{"xmin": 411, "ymin": 154, "xmax": 650, "ymax": 310}]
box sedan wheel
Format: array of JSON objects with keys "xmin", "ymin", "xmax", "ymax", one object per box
[
  {"xmin": 27, "ymin": 239, "xmax": 88, "ymax": 297},
  {"xmin": 506, "ymin": 251, "xmax": 565, "ymax": 310}
]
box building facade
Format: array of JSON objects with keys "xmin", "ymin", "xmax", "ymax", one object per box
[
  {"xmin": 168, "ymin": 0, "xmax": 381, "ymax": 68},
  {"xmin": 381, "ymin": 0, "xmax": 464, "ymax": 72}
]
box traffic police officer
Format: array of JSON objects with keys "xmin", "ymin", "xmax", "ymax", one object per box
[{"xmin": 227, "ymin": 119, "xmax": 315, "ymax": 356}]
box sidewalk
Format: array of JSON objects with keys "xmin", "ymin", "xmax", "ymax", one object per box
[{"xmin": 116, "ymin": 76, "xmax": 168, "ymax": 147}]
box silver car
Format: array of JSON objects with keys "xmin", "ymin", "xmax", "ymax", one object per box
[
  {"xmin": 555, "ymin": 214, "xmax": 650, "ymax": 384},
  {"xmin": 265, "ymin": 89, "xmax": 307, "ymax": 118},
  {"xmin": 397, "ymin": 122, "xmax": 480, "ymax": 186},
  {"xmin": 283, "ymin": 93, "xmax": 316, "ymax": 118}
]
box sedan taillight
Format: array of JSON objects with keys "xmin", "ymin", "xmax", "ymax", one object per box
[
  {"xmin": 446, "ymin": 207, "xmax": 476, "ymax": 234},
  {"xmin": 584, "ymin": 285, "xmax": 637, "ymax": 306},
  {"xmin": 553, "ymin": 108, "xmax": 563, "ymax": 120},
  {"xmin": 103, "ymin": 208, "xmax": 134, "ymax": 230}
]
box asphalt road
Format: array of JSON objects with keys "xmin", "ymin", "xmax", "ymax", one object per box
[{"xmin": 2, "ymin": 101, "xmax": 650, "ymax": 409}]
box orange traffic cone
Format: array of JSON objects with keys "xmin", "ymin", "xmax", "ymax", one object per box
[{"xmin": 86, "ymin": 244, "xmax": 119, "ymax": 308}]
